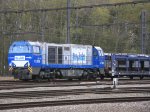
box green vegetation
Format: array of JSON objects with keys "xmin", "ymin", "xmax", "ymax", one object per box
[{"xmin": 0, "ymin": 0, "xmax": 150, "ymax": 75}]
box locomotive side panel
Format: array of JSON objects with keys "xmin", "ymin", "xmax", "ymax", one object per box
[
  {"xmin": 41, "ymin": 43, "xmax": 47, "ymax": 65},
  {"xmin": 45, "ymin": 43, "xmax": 63, "ymax": 64},
  {"xmin": 63, "ymin": 44, "xmax": 71, "ymax": 65},
  {"xmin": 70, "ymin": 44, "xmax": 92, "ymax": 65}
]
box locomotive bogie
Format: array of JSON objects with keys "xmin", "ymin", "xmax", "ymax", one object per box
[{"xmin": 11, "ymin": 68, "xmax": 32, "ymax": 80}]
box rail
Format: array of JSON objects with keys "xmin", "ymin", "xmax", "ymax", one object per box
[{"xmin": 0, "ymin": 97, "xmax": 150, "ymax": 110}]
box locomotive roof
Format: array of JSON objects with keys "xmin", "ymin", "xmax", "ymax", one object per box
[
  {"xmin": 11, "ymin": 40, "xmax": 41, "ymax": 46},
  {"xmin": 11, "ymin": 40, "xmax": 94, "ymax": 47},
  {"xmin": 105, "ymin": 53, "xmax": 150, "ymax": 59}
]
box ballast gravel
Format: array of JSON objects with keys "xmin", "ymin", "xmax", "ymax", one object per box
[
  {"xmin": 0, "ymin": 83, "xmax": 150, "ymax": 112},
  {"xmin": 1, "ymin": 84, "xmax": 150, "ymax": 93},
  {"xmin": 0, "ymin": 93, "xmax": 150, "ymax": 104},
  {"xmin": 1, "ymin": 101, "xmax": 150, "ymax": 112}
]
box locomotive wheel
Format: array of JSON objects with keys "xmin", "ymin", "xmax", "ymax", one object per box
[
  {"xmin": 100, "ymin": 76, "xmax": 104, "ymax": 80},
  {"xmin": 140, "ymin": 76, "xmax": 144, "ymax": 80},
  {"xmin": 33, "ymin": 75, "xmax": 41, "ymax": 82},
  {"xmin": 129, "ymin": 76, "xmax": 133, "ymax": 80},
  {"xmin": 78, "ymin": 77, "xmax": 82, "ymax": 81},
  {"xmin": 55, "ymin": 70, "xmax": 63, "ymax": 79},
  {"xmin": 21, "ymin": 79, "xmax": 29, "ymax": 81},
  {"xmin": 111, "ymin": 76, "xmax": 113, "ymax": 80},
  {"xmin": 32, "ymin": 75, "xmax": 36, "ymax": 80},
  {"xmin": 68, "ymin": 78, "xmax": 73, "ymax": 81}
]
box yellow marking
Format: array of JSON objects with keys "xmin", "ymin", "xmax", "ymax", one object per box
[
  {"xmin": 28, "ymin": 67, "xmax": 32, "ymax": 73},
  {"xmin": 9, "ymin": 67, "xmax": 13, "ymax": 71}
]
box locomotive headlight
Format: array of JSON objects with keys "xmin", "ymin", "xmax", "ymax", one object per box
[
  {"xmin": 9, "ymin": 63, "xmax": 12, "ymax": 66},
  {"xmin": 9, "ymin": 63, "xmax": 13, "ymax": 71},
  {"xmin": 12, "ymin": 62, "xmax": 16, "ymax": 67}
]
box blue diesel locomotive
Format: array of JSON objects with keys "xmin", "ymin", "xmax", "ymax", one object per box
[{"xmin": 8, "ymin": 41, "xmax": 105, "ymax": 80}]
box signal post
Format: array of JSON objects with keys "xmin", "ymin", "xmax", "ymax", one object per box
[{"xmin": 111, "ymin": 54, "xmax": 118, "ymax": 89}]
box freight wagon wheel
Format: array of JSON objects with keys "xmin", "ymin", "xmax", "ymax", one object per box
[
  {"xmin": 100, "ymin": 76, "xmax": 104, "ymax": 80},
  {"xmin": 110, "ymin": 76, "xmax": 113, "ymax": 80},
  {"xmin": 140, "ymin": 76, "xmax": 144, "ymax": 80},
  {"xmin": 21, "ymin": 79, "xmax": 29, "ymax": 81},
  {"xmin": 129, "ymin": 76, "xmax": 133, "ymax": 80},
  {"xmin": 78, "ymin": 77, "xmax": 82, "ymax": 81},
  {"xmin": 68, "ymin": 78, "xmax": 73, "ymax": 81}
]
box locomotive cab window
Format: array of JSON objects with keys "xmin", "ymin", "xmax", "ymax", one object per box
[
  {"xmin": 98, "ymin": 50, "xmax": 104, "ymax": 56},
  {"xmin": 33, "ymin": 46, "xmax": 40, "ymax": 54},
  {"xmin": 9, "ymin": 45, "xmax": 32, "ymax": 53},
  {"xmin": 93, "ymin": 50, "xmax": 98, "ymax": 56}
]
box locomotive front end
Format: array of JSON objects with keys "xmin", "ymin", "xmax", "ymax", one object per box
[{"xmin": 8, "ymin": 41, "xmax": 42, "ymax": 80}]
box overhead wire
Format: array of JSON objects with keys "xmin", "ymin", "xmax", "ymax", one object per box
[{"xmin": 0, "ymin": 0, "xmax": 149, "ymax": 14}]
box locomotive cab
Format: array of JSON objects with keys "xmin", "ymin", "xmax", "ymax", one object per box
[
  {"xmin": 8, "ymin": 41, "xmax": 42, "ymax": 80},
  {"xmin": 92, "ymin": 47, "xmax": 105, "ymax": 77},
  {"xmin": 93, "ymin": 47, "xmax": 104, "ymax": 67}
]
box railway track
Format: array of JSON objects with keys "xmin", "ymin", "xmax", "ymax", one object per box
[
  {"xmin": 0, "ymin": 97, "xmax": 150, "ymax": 110},
  {"xmin": 0, "ymin": 78, "xmax": 150, "ymax": 84},
  {"xmin": 0, "ymin": 87, "xmax": 149, "ymax": 99},
  {"xmin": 0, "ymin": 79, "xmax": 149, "ymax": 111},
  {"xmin": 0, "ymin": 79, "xmax": 150, "ymax": 90}
]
